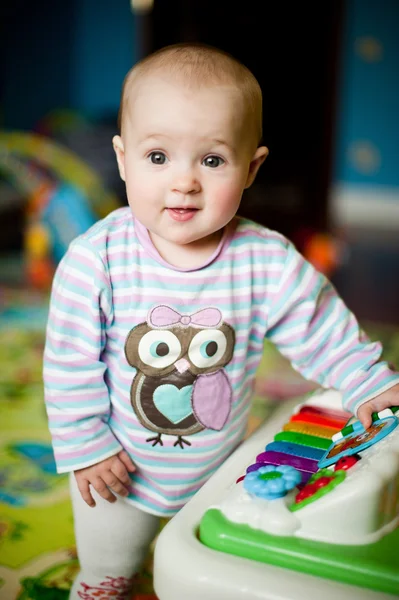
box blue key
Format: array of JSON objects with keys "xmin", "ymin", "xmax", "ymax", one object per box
[{"xmin": 265, "ymin": 440, "xmax": 325, "ymax": 461}]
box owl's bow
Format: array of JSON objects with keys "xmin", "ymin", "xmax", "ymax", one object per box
[{"xmin": 149, "ymin": 306, "xmax": 222, "ymax": 328}]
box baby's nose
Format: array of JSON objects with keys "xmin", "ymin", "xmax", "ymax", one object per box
[{"xmin": 172, "ymin": 171, "xmax": 201, "ymax": 195}]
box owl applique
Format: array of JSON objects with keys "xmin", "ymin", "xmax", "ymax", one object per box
[{"xmin": 125, "ymin": 305, "xmax": 235, "ymax": 448}]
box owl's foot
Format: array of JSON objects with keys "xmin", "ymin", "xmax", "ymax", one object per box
[
  {"xmin": 146, "ymin": 434, "xmax": 163, "ymax": 447},
  {"xmin": 173, "ymin": 436, "xmax": 192, "ymax": 449}
]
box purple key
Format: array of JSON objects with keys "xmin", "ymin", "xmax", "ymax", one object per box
[{"xmin": 256, "ymin": 450, "xmax": 319, "ymax": 473}]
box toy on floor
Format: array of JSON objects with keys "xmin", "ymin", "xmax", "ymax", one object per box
[
  {"xmin": 0, "ymin": 131, "xmax": 119, "ymax": 289},
  {"xmin": 199, "ymin": 395, "xmax": 399, "ymax": 596}
]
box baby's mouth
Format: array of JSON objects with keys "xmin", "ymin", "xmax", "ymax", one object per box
[
  {"xmin": 167, "ymin": 207, "xmax": 199, "ymax": 222},
  {"xmin": 168, "ymin": 207, "xmax": 198, "ymax": 213}
]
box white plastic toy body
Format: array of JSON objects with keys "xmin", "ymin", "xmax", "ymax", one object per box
[{"xmin": 154, "ymin": 391, "xmax": 398, "ymax": 600}]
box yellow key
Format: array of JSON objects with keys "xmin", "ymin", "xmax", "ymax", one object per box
[{"xmin": 282, "ymin": 421, "xmax": 340, "ymax": 439}]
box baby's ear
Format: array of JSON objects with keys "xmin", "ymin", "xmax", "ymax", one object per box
[
  {"xmin": 245, "ymin": 146, "xmax": 269, "ymax": 188},
  {"xmin": 112, "ymin": 135, "xmax": 126, "ymax": 181}
]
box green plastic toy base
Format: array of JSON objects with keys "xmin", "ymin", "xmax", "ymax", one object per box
[{"xmin": 199, "ymin": 509, "xmax": 399, "ymax": 596}]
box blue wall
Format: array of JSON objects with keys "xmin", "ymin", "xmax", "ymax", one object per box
[
  {"xmin": 333, "ymin": 0, "xmax": 399, "ymax": 188},
  {"xmin": 3, "ymin": 0, "xmax": 136, "ymax": 129},
  {"xmin": 70, "ymin": 0, "xmax": 136, "ymax": 118}
]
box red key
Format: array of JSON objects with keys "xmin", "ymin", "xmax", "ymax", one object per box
[{"xmin": 291, "ymin": 412, "xmax": 348, "ymax": 429}]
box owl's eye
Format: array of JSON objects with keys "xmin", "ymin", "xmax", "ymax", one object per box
[
  {"xmin": 188, "ymin": 329, "xmax": 227, "ymax": 368},
  {"xmin": 138, "ymin": 330, "xmax": 181, "ymax": 368}
]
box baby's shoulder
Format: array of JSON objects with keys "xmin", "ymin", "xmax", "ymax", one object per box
[
  {"xmin": 79, "ymin": 206, "xmax": 133, "ymax": 245},
  {"xmin": 232, "ymin": 216, "xmax": 291, "ymax": 254}
]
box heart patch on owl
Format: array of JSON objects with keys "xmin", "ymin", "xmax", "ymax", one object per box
[{"xmin": 153, "ymin": 384, "xmax": 193, "ymax": 424}]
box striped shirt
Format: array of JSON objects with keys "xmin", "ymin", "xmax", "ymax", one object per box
[{"xmin": 43, "ymin": 207, "xmax": 399, "ymax": 516}]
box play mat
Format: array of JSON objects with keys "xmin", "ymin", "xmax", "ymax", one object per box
[{"xmin": 1, "ymin": 286, "xmax": 398, "ymax": 599}]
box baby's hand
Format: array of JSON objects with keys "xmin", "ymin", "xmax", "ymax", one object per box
[
  {"xmin": 357, "ymin": 383, "xmax": 399, "ymax": 429},
  {"xmin": 74, "ymin": 450, "xmax": 136, "ymax": 507}
]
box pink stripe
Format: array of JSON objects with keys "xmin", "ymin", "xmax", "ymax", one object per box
[
  {"xmin": 137, "ymin": 472, "xmax": 212, "ymax": 493},
  {"xmin": 346, "ymin": 371, "xmax": 396, "ymax": 412},
  {"xmin": 45, "ymin": 337, "xmax": 100, "ymax": 358},
  {"xmin": 48, "ymin": 412, "xmax": 107, "ymax": 426},
  {"xmin": 289, "ymin": 321, "xmax": 358, "ymax": 365},
  {"xmin": 46, "ymin": 390, "xmax": 107, "ymax": 403},
  {"xmin": 66, "ymin": 252, "xmax": 105, "ymax": 274},
  {"xmin": 51, "ymin": 288, "xmax": 99, "ymax": 313},
  {"xmin": 55, "ymin": 435, "xmax": 117, "ymax": 461},
  {"xmin": 348, "ymin": 366, "xmax": 388, "ymax": 394},
  {"xmin": 315, "ymin": 346, "xmax": 376, "ymax": 384},
  {"xmin": 45, "ymin": 354, "xmax": 98, "ymax": 369},
  {"xmin": 52, "ymin": 419, "xmax": 106, "ymax": 441},
  {"xmin": 57, "ymin": 272, "xmax": 96, "ymax": 294},
  {"xmin": 50, "ymin": 319, "xmax": 102, "ymax": 345},
  {"xmin": 233, "ymin": 227, "xmax": 286, "ymax": 246},
  {"xmin": 57, "ymin": 258, "xmax": 109, "ymax": 290},
  {"xmin": 44, "ymin": 372, "xmax": 103, "ymax": 386},
  {"xmin": 276, "ymin": 260, "xmax": 317, "ymax": 300},
  {"xmin": 274, "ymin": 290, "xmax": 337, "ymax": 334},
  {"xmin": 111, "ymin": 288, "xmax": 263, "ymax": 303},
  {"xmin": 106, "ymin": 264, "xmax": 281, "ymax": 286},
  {"xmin": 130, "ymin": 488, "xmax": 185, "ymax": 512},
  {"xmin": 92, "ymin": 223, "xmax": 132, "ymax": 246}
]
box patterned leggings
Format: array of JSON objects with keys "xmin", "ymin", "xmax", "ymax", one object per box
[{"xmin": 68, "ymin": 474, "xmax": 160, "ymax": 599}]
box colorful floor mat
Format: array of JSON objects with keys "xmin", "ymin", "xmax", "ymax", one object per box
[{"xmin": 1, "ymin": 287, "xmax": 398, "ymax": 599}]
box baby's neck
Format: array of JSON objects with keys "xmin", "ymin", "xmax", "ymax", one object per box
[{"xmin": 149, "ymin": 230, "xmax": 223, "ymax": 270}]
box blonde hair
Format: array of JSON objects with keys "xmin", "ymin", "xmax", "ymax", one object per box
[{"xmin": 117, "ymin": 42, "xmax": 263, "ymax": 149}]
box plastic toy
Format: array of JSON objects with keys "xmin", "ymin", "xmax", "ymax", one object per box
[
  {"xmin": 153, "ymin": 390, "xmax": 399, "ymax": 599},
  {"xmin": 318, "ymin": 408, "xmax": 398, "ymax": 468},
  {"xmin": 0, "ymin": 131, "xmax": 119, "ymax": 289}
]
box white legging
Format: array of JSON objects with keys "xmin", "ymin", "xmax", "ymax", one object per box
[{"xmin": 68, "ymin": 474, "xmax": 161, "ymax": 599}]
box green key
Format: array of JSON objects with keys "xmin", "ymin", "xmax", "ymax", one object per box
[{"xmin": 274, "ymin": 431, "xmax": 332, "ymax": 450}]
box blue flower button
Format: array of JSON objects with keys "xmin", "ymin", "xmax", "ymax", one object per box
[{"xmin": 243, "ymin": 464, "xmax": 302, "ymax": 500}]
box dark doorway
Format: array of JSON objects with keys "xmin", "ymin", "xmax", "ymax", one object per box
[{"xmin": 146, "ymin": 1, "xmax": 343, "ymax": 241}]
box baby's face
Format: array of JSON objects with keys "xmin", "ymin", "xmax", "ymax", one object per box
[{"xmin": 113, "ymin": 76, "xmax": 266, "ymax": 260}]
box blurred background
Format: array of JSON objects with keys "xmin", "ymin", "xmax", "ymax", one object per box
[{"xmin": 0, "ymin": 1, "xmax": 398, "ymax": 598}]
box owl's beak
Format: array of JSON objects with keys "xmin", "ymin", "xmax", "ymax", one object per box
[{"xmin": 174, "ymin": 358, "xmax": 190, "ymax": 373}]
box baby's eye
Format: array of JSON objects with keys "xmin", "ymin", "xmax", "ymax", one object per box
[
  {"xmin": 149, "ymin": 151, "xmax": 167, "ymax": 165},
  {"xmin": 203, "ymin": 155, "xmax": 224, "ymax": 168}
]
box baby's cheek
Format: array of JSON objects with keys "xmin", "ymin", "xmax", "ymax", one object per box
[
  {"xmin": 213, "ymin": 182, "xmax": 243, "ymax": 214},
  {"xmin": 127, "ymin": 178, "xmax": 158, "ymax": 201}
]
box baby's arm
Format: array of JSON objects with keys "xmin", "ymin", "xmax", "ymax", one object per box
[
  {"xmin": 266, "ymin": 239, "xmax": 399, "ymax": 418},
  {"xmin": 75, "ymin": 449, "xmax": 136, "ymax": 507},
  {"xmin": 44, "ymin": 238, "xmax": 124, "ymax": 474}
]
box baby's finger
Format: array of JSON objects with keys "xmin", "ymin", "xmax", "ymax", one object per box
[
  {"xmin": 357, "ymin": 404, "xmax": 373, "ymax": 429},
  {"xmin": 92, "ymin": 477, "xmax": 117, "ymax": 503},
  {"xmin": 118, "ymin": 450, "xmax": 136, "ymax": 472},
  {"xmin": 111, "ymin": 460, "xmax": 133, "ymax": 488},
  {"xmin": 76, "ymin": 477, "xmax": 96, "ymax": 507},
  {"xmin": 102, "ymin": 471, "xmax": 130, "ymax": 497}
]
